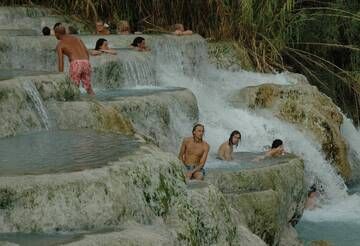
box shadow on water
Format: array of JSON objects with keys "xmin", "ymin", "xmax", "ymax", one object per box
[
  {"xmin": 206, "ymin": 152, "xmax": 296, "ymax": 171},
  {"xmin": 94, "ymin": 87, "xmax": 185, "ymax": 101},
  {"xmin": 0, "ymin": 69, "xmax": 55, "ymax": 81},
  {"xmin": 0, "ymin": 129, "xmax": 139, "ymax": 176},
  {"xmin": 0, "ymin": 228, "xmax": 121, "ymax": 246}
]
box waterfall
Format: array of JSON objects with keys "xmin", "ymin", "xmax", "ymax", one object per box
[
  {"xmin": 152, "ymin": 37, "xmax": 348, "ymax": 201},
  {"xmin": 122, "ymin": 54, "xmax": 156, "ymax": 87},
  {"xmin": 23, "ymin": 80, "xmax": 50, "ymax": 130}
]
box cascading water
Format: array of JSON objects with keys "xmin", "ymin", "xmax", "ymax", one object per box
[
  {"xmin": 23, "ymin": 80, "xmax": 50, "ymax": 130},
  {"xmin": 122, "ymin": 53, "xmax": 156, "ymax": 87},
  {"xmin": 152, "ymin": 38, "xmax": 347, "ymax": 199},
  {"xmin": 150, "ymin": 36, "xmax": 360, "ymax": 245}
]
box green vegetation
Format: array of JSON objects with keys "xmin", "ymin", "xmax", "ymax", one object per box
[{"xmin": 1, "ymin": 0, "xmax": 360, "ymax": 122}]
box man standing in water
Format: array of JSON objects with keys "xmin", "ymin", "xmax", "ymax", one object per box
[
  {"xmin": 54, "ymin": 23, "xmax": 95, "ymax": 95},
  {"xmin": 217, "ymin": 130, "xmax": 241, "ymax": 161},
  {"xmin": 178, "ymin": 124, "xmax": 210, "ymax": 180}
]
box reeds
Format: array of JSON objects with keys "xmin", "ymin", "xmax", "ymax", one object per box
[{"xmin": 1, "ymin": 0, "xmax": 360, "ymax": 122}]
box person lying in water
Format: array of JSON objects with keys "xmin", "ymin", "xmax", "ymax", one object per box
[
  {"xmin": 90, "ymin": 38, "xmax": 117, "ymax": 56},
  {"xmin": 130, "ymin": 37, "xmax": 150, "ymax": 52},
  {"xmin": 178, "ymin": 123, "xmax": 210, "ymax": 180},
  {"xmin": 173, "ymin": 23, "xmax": 193, "ymax": 36},
  {"xmin": 217, "ymin": 130, "xmax": 241, "ymax": 161},
  {"xmin": 254, "ymin": 139, "xmax": 285, "ymax": 161}
]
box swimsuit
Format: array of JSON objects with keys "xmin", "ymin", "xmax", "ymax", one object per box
[
  {"xmin": 69, "ymin": 59, "xmax": 92, "ymax": 92},
  {"xmin": 185, "ymin": 164, "xmax": 205, "ymax": 176}
]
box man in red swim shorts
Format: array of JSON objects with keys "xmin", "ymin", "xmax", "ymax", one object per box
[{"xmin": 54, "ymin": 23, "xmax": 95, "ymax": 95}]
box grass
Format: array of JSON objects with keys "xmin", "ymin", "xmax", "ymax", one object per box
[{"xmin": 1, "ymin": 0, "xmax": 360, "ymax": 122}]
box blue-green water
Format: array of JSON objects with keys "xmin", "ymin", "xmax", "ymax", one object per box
[
  {"xmin": 0, "ymin": 228, "xmax": 119, "ymax": 246},
  {"xmin": 296, "ymin": 183, "xmax": 360, "ymax": 246},
  {"xmin": 0, "ymin": 69, "xmax": 54, "ymax": 80},
  {"xmin": 95, "ymin": 87, "xmax": 185, "ymax": 101},
  {"xmin": 0, "ymin": 129, "xmax": 139, "ymax": 176}
]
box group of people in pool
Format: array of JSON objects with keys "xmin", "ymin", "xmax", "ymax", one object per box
[
  {"xmin": 50, "ymin": 21, "xmax": 193, "ymax": 96},
  {"xmin": 179, "ymin": 123, "xmax": 320, "ymax": 210},
  {"xmin": 178, "ymin": 123, "xmax": 285, "ymax": 181}
]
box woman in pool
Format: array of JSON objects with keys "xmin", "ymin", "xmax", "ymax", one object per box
[
  {"xmin": 130, "ymin": 37, "xmax": 150, "ymax": 52},
  {"xmin": 91, "ymin": 38, "xmax": 117, "ymax": 56},
  {"xmin": 217, "ymin": 130, "xmax": 241, "ymax": 161}
]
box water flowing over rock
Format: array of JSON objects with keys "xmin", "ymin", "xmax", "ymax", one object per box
[
  {"xmin": 4, "ymin": 6, "xmax": 360, "ymax": 244},
  {"xmin": 231, "ymin": 83, "xmax": 351, "ymax": 181},
  {"xmin": 206, "ymin": 156, "xmax": 306, "ymax": 245}
]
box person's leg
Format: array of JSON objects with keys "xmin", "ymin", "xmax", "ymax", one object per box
[
  {"xmin": 69, "ymin": 61, "xmax": 81, "ymax": 87},
  {"xmin": 80, "ymin": 61, "xmax": 95, "ymax": 96}
]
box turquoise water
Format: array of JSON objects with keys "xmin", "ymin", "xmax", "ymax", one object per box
[
  {"xmin": 296, "ymin": 183, "xmax": 360, "ymax": 246},
  {"xmin": 0, "ymin": 228, "xmax": 119, "ymax": 246},
  {"xmin": 95, "ymin": 87, "xmax": 185, "ymax": 101},
  {"xmin": 0, "ymin": 130, "xmax": 139, "ymax": 176},
  {"xmin": 0, "ymin": 29, "xmax": 38, "ymax": 36},
  {"xmin": 0, "ymin": 69, "xmax": 54, "ymax": 80},
  {"xmin": 207, "ymin": 152, "xmax": 295, "ymax": 171},
  {"xmin": 296, "ymin": 220, "xmax": 360, "ymax": 246}
]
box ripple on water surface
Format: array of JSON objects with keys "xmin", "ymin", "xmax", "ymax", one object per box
[{"xmin": 0, "ymin": 129, "xmax": 139, "ymax": 176}]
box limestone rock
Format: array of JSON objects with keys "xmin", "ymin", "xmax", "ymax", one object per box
[
  {"xmin": 206, "ymin": 156, "xmax": 306, "ymax": 245},
  {"xmin": 48, "ymin": 101, "xmax": 134, "ymax": 135},
  {"xmin": 231, "ymin": 83, "xmax": 351, "ymax": 180},
  {"xmin": 0, "ymin": 78, "xmax": 43, "ymax": 137},
  {"xmin": 310, "ymin": 240, "xmax": 333, "ymax": 246}
]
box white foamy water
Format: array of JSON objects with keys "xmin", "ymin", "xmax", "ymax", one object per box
[
  {"xmin": 23, "ymin": 79, "xmax": 50, "ymax": 130},
  {"xmin": 151, "ymin": 41, "xmax": 348, "ymax": 203}
]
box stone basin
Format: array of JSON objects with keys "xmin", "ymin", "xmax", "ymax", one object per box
[{"xmin": 0, "ymin": 129, "xmax": 139, "ymax": 176}]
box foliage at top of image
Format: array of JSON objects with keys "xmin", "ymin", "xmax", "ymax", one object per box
[{"xmin": 1, "ymin": 0, "xmax": 360, "ymax": 121}]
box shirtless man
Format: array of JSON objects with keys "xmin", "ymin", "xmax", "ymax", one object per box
[
  {"xmin": 217, "ymin": 130, "xmax": 241, "ymax": 161},
  {"xmin": 54, "ymin": 23, "xmax": 95, "ymax": 95},
  {"xmin": 178, "ymin": 124, "xmax": 210, "ymax": 180}
]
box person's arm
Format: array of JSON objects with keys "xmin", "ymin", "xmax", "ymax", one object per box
[
  {"xmin": 100, "ymin": 49, "xmax": 117, "ymax": 55},
  {"xmin": 173, "ymin": 30, "xmax": 183, "ymax": 36},
  {"xmin": 89, "ymin": 50, "xmax": 102, "ymax": 56},
  {"xmin": 183, "ymin": 30, "xmax": 193, "ymax": 35},
  {"xmin": 178, "ymin": 139, "xmax": 187, "ymax": 165},
  {"xmin": 56, "ymin": 44, "xmax": 64, "ymax": 72}
]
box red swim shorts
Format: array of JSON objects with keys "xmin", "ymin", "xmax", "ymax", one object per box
[{"xmin": 69, "ymin": 59, "xmax": 92, "ymax": 92}]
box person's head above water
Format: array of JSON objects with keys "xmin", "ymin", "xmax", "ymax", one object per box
[
  {"xmin": 131, "ymin": 36, "xmax": 145, "ymax": 47},
  {"xmin": 118, "ymin": 20, "xmax": 130, "ymax": 34},
  {"xmin": 269, "ymin": 139, "xmax": 284, "ymax": 156},
  {"xmin": 174, "ymin": 23, "xmax": 185, "ymax": 32},
  {"xmin": 53, "ymin": 22, "xmax": 62, "ymax": 30},
  {"xmin": 228, "ymin": 130, "xmax": 241, "ymax": 147},
  {"xmin": 271, "ymin": 139, "xmax": 283, "ymax": 149},
  {"xmin": 95, "ymin": 38, "xmax": 108, "ymax": 50},
  {"xmin": 308, "ymin": 184, "xmax": 317, "ymax": 197},
  {"xmin": 54, "ymin": 24, "xmax": 66, "ymax": 40},
  {"xmin": 42, "ymin": 26, "xmax": 51, "ymax": 36},
  {"xmin": 192, "ymin": 123, "xmax": 205, "ymax": 142}
]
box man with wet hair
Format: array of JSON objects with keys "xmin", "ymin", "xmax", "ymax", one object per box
[
  {"xmin": 217, "ymin": 130, "xmax": 241, "ymax": 161},
  {"xmin": 178, "ymin": 123, "xmax": 210, "ymax": 180},
  {"xmin": 54, "ymin": 23, "xmax": 95, "ymax": 95}
]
